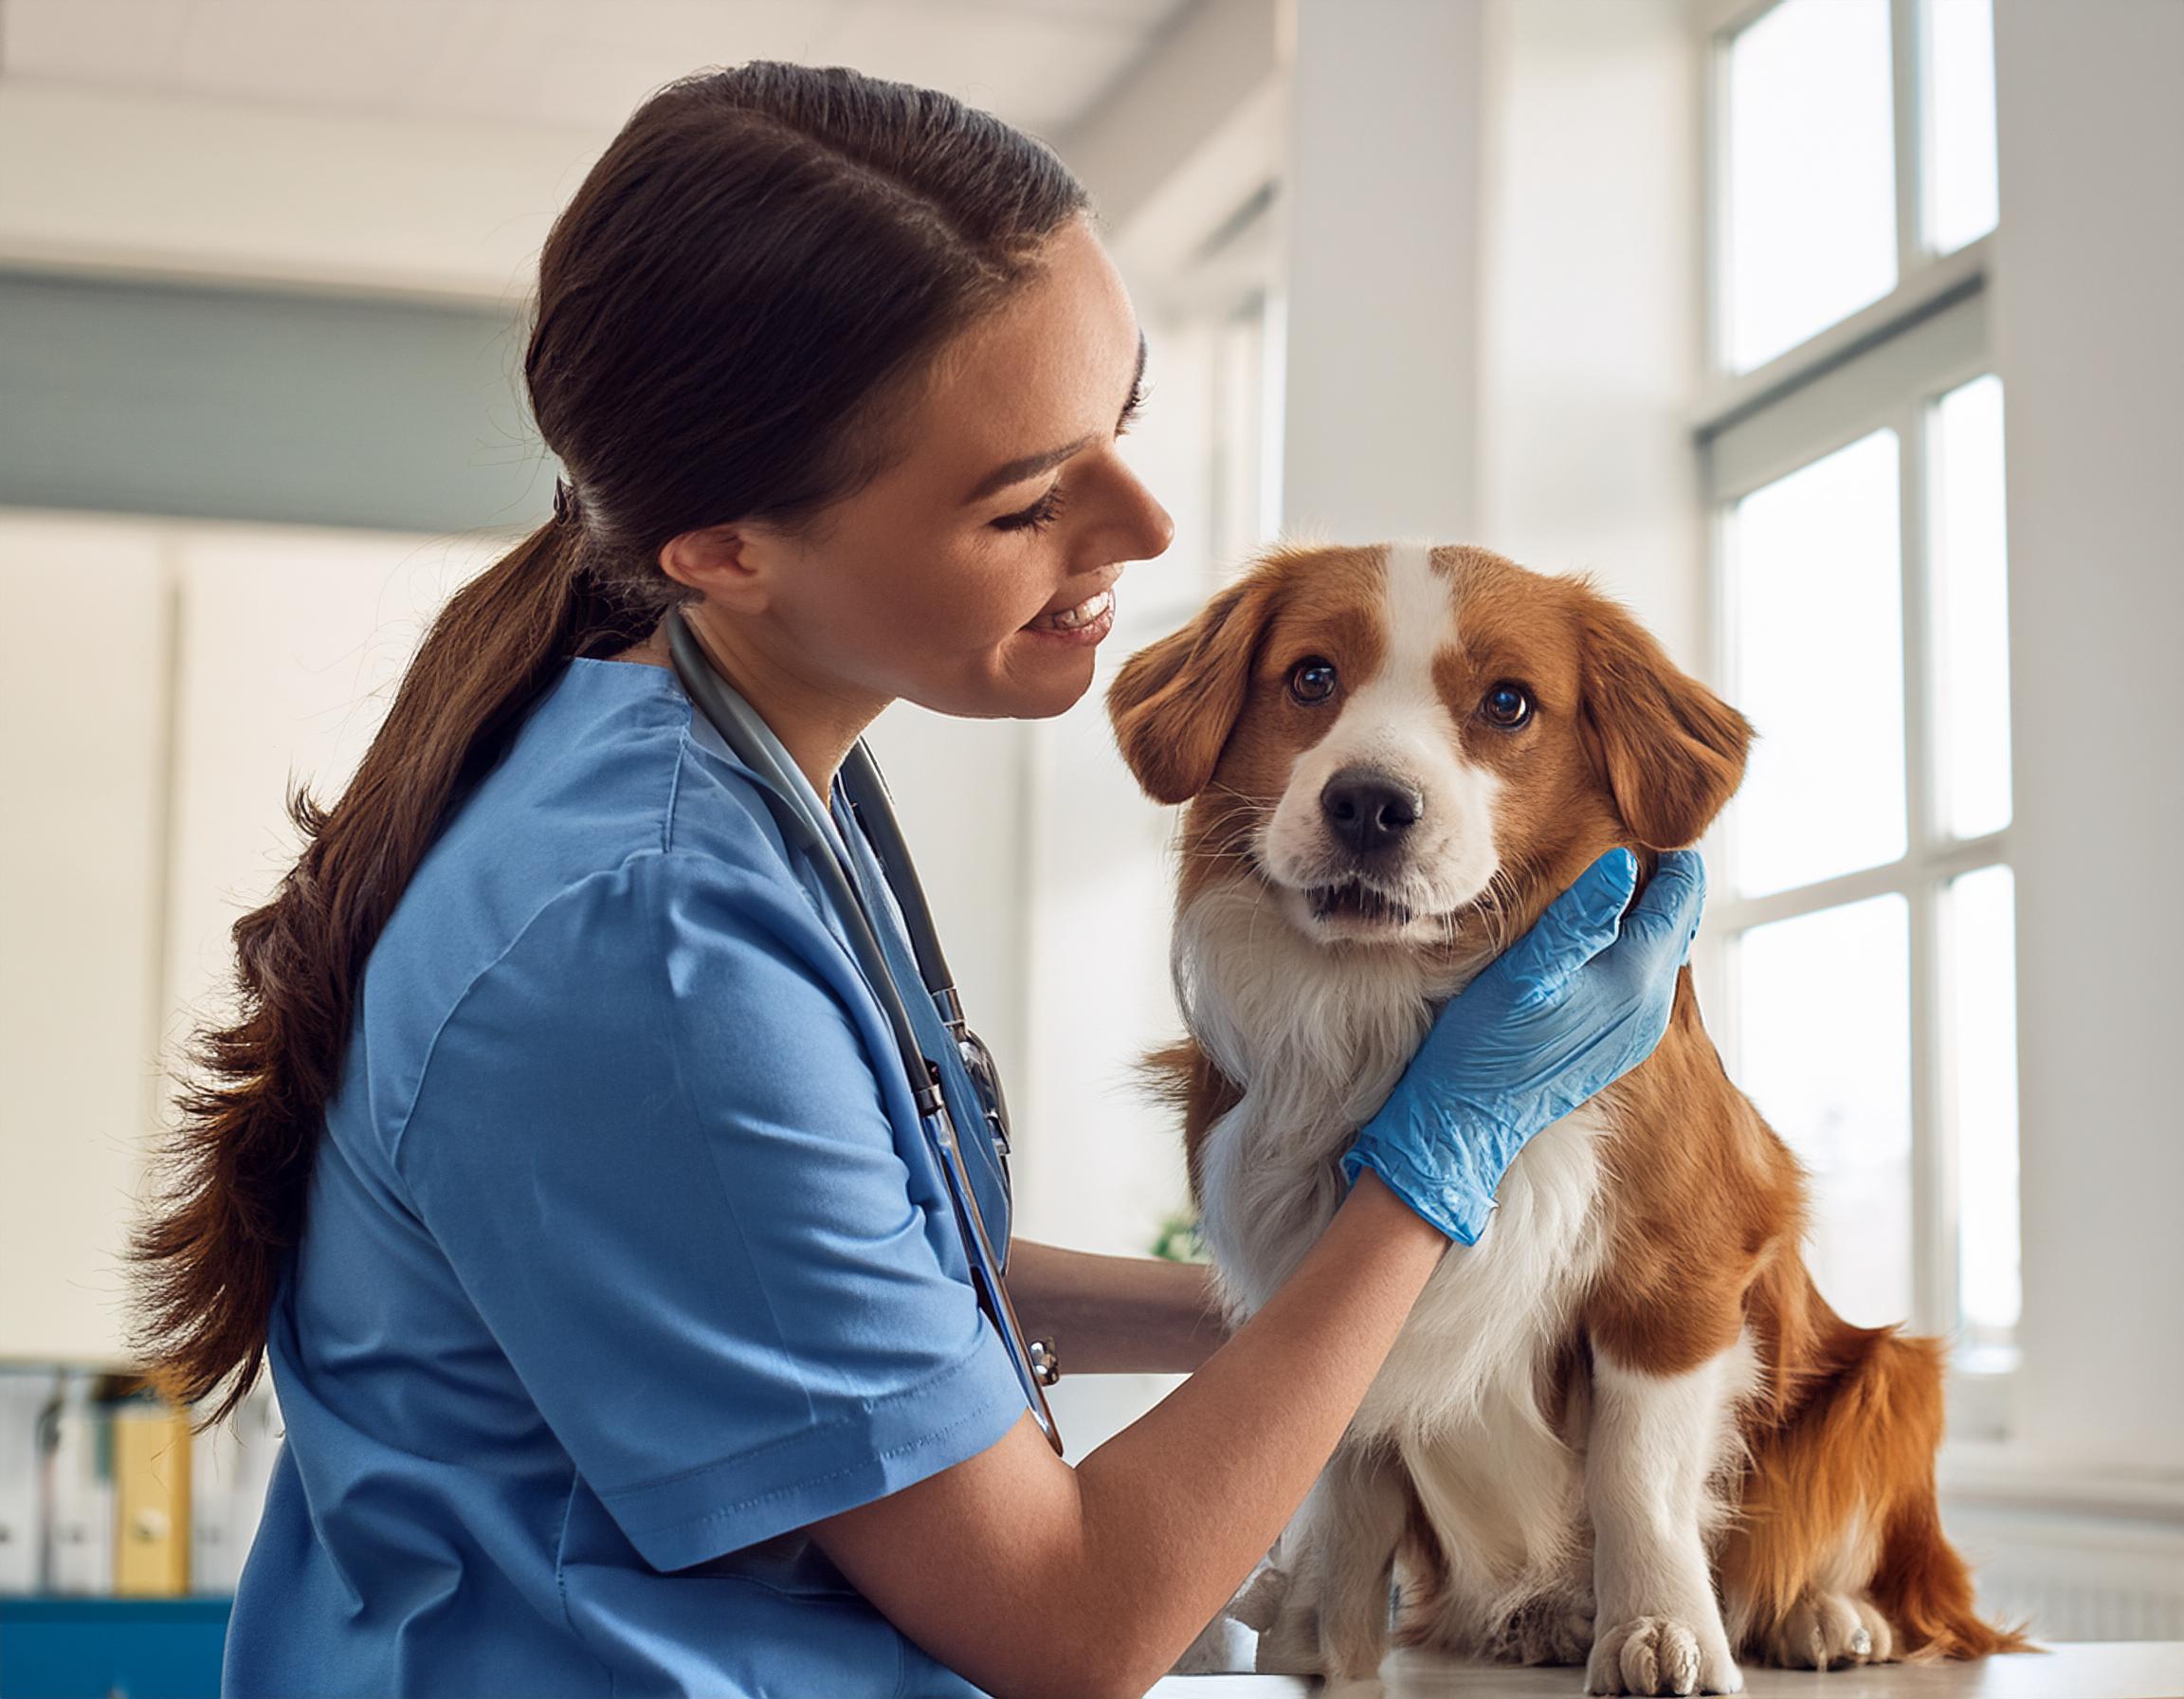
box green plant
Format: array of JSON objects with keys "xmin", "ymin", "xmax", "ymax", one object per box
[{"xmin": 1149, "ymin": 1206, "xmax": 1209, "ymax": 1264}]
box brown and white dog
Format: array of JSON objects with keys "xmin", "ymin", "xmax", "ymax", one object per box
[{"xmin": 1106, "ymin": 542, "xmax": 2026, "ymax": 1696}]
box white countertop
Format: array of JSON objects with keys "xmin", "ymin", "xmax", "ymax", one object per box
[{"xmin": 1147, "ymin": 1641, "xmax": 2184, "ymax": 1697}]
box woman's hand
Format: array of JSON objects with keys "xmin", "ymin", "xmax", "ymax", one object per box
[{"xmin": 1338, "ymin": 848, "xmax": 1705, "ymax": 1245}]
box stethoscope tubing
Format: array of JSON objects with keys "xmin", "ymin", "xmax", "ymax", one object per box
[{"xmin": 662, "ymin": 608, "xmax": 1064, "ymax": 1455}]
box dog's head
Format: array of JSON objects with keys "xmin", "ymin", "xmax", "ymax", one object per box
[{"xmin": 1106, "ymin": 541, "xmax": 1751, "ymax": 954}]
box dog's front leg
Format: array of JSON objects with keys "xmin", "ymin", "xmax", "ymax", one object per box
[
  {"xmin": 1583, "ymin": 1345, "xmax": 1744, "ymax": 1696},
  {"xmin": 1269, "ymin": 1436, "xmax": 1410, "ymax": 1697},
  {"xmin": 1252, "ymin": 1436, "xmax": 1407, "ymax": 1688}
]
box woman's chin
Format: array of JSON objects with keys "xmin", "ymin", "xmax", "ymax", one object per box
[
  {"xmin": 909, "ymin": 652, "xmax": 1094, "ymax": 722},
  {"xmin": 1011, "ymin": 667, "xmax": 1097, "ymax": 720},
  {"xmin": 999, "ymin": 641, "xmax": 1101, "ymax": 717}
]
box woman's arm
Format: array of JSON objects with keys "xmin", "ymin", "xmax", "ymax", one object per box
[
  {"xmin": 808, "ymin": 1171, "xmax": 1447, "ymax": 1699},
  {"xmin": 1005, "ymin": 1239, "xmax": 1229, "ymax": 1375}
]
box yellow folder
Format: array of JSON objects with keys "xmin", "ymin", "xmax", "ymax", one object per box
[{"xmin": 112, "ymin": 1398, "xmax": 192, "ymax": 1595}]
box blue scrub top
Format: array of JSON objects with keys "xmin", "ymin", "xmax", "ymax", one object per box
[{"xmin": 224, "ymin": 655, "xmax": 1028, "ymax": 1698}]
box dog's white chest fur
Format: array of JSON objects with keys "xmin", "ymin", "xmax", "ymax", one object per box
[
  {"xmin": 1177, "ymin": 880, "xmax": 1611, "ymax": 1614},
  {"xmin": 1178, "ymin": 881, "xmax": 1610, "ymax": 1424}
]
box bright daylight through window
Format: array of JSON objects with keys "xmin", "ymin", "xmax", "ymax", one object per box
[{"xmin": 1706, "ymin": 0, "xmax": 2015, "ymax": 1390}]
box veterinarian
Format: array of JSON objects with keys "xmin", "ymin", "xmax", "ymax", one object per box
[{"xmin": 132, "ymin": 64, "xmax": 1706, "ymax": 1699}]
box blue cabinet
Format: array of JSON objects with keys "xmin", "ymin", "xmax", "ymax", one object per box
[{"xmin": 0, "ymin": 1599, "xmax": 229, "ymax": 1699}]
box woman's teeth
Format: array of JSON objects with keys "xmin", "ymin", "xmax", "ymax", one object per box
[{"xmin": 1029, "ymin": 588, "xmax": 1114, "ymax": 631}]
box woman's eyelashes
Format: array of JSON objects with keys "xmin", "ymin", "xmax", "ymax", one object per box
[
  {"xmin": 992, "ymin": 484, "xmax": 1066, "ymax": 533},
  {"xmin": 1119, "ymin": 377, "xmax": 1148, "ymax": 434},
  {"xmin": 990, "ymin": 381, "xmax": 1148, "ymax": 535}
]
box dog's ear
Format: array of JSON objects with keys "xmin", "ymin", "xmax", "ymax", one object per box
[
  {"xmin": 1575, "ymin": 586, "xmax": 1753, "ymax": 850},
  {"xmin": 1106, "ymin": 574, "xmax": 1279, "ymax": 805}
]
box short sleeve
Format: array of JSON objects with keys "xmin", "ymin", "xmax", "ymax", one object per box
[{"xmin": 392, "ymin": 849, "xmax": 1028, "ymax": 1571}]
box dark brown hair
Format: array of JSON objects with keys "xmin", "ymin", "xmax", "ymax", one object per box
[{"xmin": 130, "ymin": 61, "xmax": 1090, "ymax": 1422}]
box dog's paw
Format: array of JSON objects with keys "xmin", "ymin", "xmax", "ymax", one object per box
[
  {"xmin": 1763, "ymin": 1590, "xmax": 1897, "ymax": 1669},
  {"xmin": 1489, "ymin": 1590, "xmax": 1596, "ymax": 1665},
  {"xmin": 1587, "ymin": 1617, "xmax": 1743, "ymax": 1695},
  {"xmin": 1228, "ymin": 1562, "xmax": 1293, "ymax": 1633}
]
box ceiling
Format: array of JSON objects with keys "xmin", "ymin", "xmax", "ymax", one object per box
[{"xmin": 0, "ymin": 0, "xmax": 1195, "ymax": 140}]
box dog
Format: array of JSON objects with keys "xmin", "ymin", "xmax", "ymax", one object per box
[{"xmin": 1106, "ymin": 541, "xmax": 2027, "ymax": 1696}]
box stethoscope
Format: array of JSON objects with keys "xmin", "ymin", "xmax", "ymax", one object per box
[{"xmin": 664, "ymin": 606, "xmax": 1065, "ymax": 1456}]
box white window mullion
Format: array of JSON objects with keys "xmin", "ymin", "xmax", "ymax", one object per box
[
  {"xmin": 1909, "ymin": 873, "xmax": 1953, "ymax": 1338},
  {"xmin": 1899, "ymin": 391, "xmax": 1956, "ymax": 1337},
  {"xmin": 1900, "ymin": 397, "xmax": 1942, "ymax": 865},
  {"xmin": 1710, "ymin": 831, "xmax": 2009, "ymax": 934},
  {"xmin": 1714, "ymin": 866, "xmax": 1913, "ymax": 936},
  {"xmin": 1890, "ymin": 0, "xmax": 1926, "ymax": 277}
]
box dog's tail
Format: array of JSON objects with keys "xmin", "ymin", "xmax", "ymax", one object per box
[
  {"xmin": 1867, "ymin": 1429, "xmax": 2035, "ymax": 1662},
  {"xmin": 1725, "ymin": 1297, "xmax": 2033, "ymax": 1662}
]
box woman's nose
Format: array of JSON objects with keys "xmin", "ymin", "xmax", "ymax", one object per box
[{"xmin": 1115, "ymin": 461, "xmax": 1175, "ymax": 562}]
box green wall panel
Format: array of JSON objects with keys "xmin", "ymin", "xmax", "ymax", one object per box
[{"xmin": 0, "ymin": 268, "xmax": 554, "ymax": 535}]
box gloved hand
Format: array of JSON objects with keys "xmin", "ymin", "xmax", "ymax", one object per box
[{"xmin": 1338, "ymin": 848, "xmax": 1705, "ymax": 1245}]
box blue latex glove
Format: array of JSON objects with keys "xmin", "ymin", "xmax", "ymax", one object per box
[{"xmin": 1338, "ymin": 849, "xmax": 1706, "ymax": 1245}]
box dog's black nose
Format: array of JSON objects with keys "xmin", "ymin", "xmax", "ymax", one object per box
[{"xmin": 1320, "ymin": 768, "xmax": 1422, "ymax": 855}]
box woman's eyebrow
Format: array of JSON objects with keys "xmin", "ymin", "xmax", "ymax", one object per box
[{"xmin": 961, "ymin": 329, "xmax": 1149, "ymax": 504}]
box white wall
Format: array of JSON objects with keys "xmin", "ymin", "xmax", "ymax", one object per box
[
  {"xmin": 858, "ymin": 706, "xmax": 1033, "ymax": 1137},
  {"xmin": 0, "ymin": 81, "xmax": 592, "ymax": 302},
  {"xmin": 1990, "ymin": 0, "xmax": 2184, "ymax": 1472},
  {"xmin": 0, "ymin": 518, "xmax": 169, "ymax": 1361},
  {"xmin": 1273, "ymin": 0, "xmax": 1704, "ymax": 643},
  {"xmin": 1278, "ymin": 0, "xmax": 1485, "ymax": 541},
  {"xmin": 1014, "ymin": 306, "xmax": 1225, "ymax": 1259},
  {"xmin": 0, "ymin": 514, "xmax": 503, "ymax": 1361},
  {"xmin": 1477, "ymin": 0, "xmax": 1704, "ymax": 660}
]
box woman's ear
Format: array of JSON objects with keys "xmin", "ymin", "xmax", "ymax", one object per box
[
  {"xmin": 1575, "ymin": 586, "xmax": 1754, "ymax": 850},
  {"xmin": 1106, "ymin": 575, "xmax": 1277, "ymax": 805}
]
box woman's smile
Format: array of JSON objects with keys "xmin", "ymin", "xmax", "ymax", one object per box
[{"xmin": 1021, "ymin": 582, "xmax": 1119, "ymax": 645}]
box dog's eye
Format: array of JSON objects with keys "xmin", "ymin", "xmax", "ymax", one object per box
[
  {"xmin": 1480, "ymin": 682, "xmax": 1533, "ymax": 729},
  {"xmin": 1288, "ymin": 658, "xmax": 1338, "ymax": 704}
]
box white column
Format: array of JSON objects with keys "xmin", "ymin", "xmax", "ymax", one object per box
[
  {"xmin": 1278, "ymin": 0, "xmax": 1486, "ymax": 541},
  {"xmin": 1992, "ymin": 0, "xmax": 2184, "ymax": 1470},
  {"xmin": 1474, "ymin": 0, "xmax": 1703, "ymax": 661}
]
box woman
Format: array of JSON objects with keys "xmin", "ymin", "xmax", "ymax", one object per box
[{"xmin": 132, "ymin": 63, "xmax": 1702, "ymax": 1699}]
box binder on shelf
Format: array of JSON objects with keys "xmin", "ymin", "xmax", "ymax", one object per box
[
  {"xmin": 234, "ymin": 1383, "xmax": 282, "ymax": 1574},
  {"xmin": 1, "ymin": 1365, "xmax": 277, "ymax": 1599},
  {"xmin": 0, "ymin": 1369, "xmax": 57, "ymax": 1593},
  {"xmin": 190, "ymin": 1379, "xmax": 282, "ymax": 1592},
  {"xmin": 112, "ymin": 1397, "xmax": 191, "ymax": 1596},
  {"xmin": 43, "ymin": 1373, "xmax": 113, "ymax": 1595},
  {"xmin": 188, "ymin": 1408, "xmax": 244, "ymax": 1594}
]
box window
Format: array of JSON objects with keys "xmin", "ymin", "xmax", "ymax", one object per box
[
  {"xmin": 1721, "ymin": 0, "xmax": 1898, "ymax": 372},
  {"xmin": 1698, "ymin": 0, "xmax": 2014, "ymax": 1410},
  {"xmin": 1712, "ymin": 0, "xmax": 2001, "ymax": 378}
]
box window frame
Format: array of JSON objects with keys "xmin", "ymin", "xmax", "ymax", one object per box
[
  {"xmin": 1691, "ymin": 0, "xmax": 2014, "ymax": 1435},
  {"xmin": 1699, "ymin": 0, "xmax": 1987, "ymax": 400}
]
